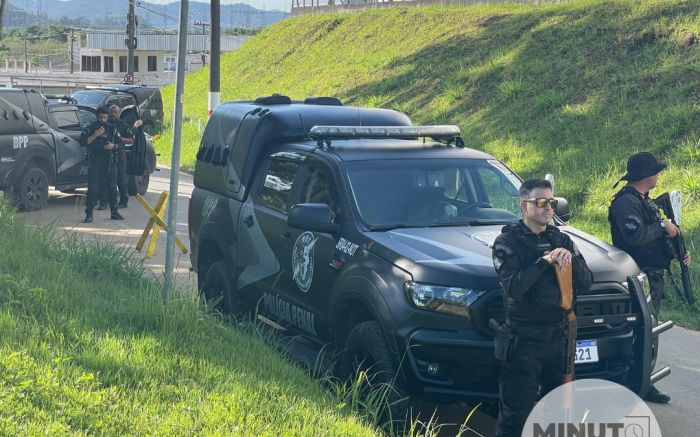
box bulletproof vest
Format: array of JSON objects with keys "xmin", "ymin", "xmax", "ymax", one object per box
[
  {"xmin": 501, "ymin": 224, "xmax": 565, "ymax": 322},
  {"xmin": 609, "ymin": 186, "xmax": 672, "ymax": 268},
  {"xmin": 87, "ymin": 122, "xmax": 118, "ymax": 162}
]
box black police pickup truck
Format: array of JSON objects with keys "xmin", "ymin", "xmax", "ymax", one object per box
[
  {"xmin": 189, "ymin": 95, "xmax": 672, "ymax": 403},
  {"xmin": 0, "ymin": 88, "xmax": 157, "ymax": 211}
]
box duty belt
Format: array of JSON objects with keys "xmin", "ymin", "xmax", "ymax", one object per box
[{"xmin": 507, "ymin": 319, "xmax": 566, "ymax": 341}]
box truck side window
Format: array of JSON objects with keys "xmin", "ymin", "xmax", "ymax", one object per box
[
  {"xmin": 300, "ymin": 166, "xmax": 338, "ymax": 221},
  {"xmin": 78, "ymin": 108, "xmax": 97, "ymax": 127},
  {"xmin": 52, "ymin": 110, "xmax": 82, "ymax": 132},
  {"xmin": 259, "ymin": 159, "xmax": 300, "ymax": 213}
]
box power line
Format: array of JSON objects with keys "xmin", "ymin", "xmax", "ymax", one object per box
[{"xmin": 136, "ymin": 2, "xmax": 179, "ymax": 23}]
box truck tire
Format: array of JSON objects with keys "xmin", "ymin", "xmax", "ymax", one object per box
[
  {"xmin": 127, "ymin": 172, "xmax": 149, "ymax": 196},
  {"xmin": 200, "ymin": 260, "xmax": 242, "ymax": 315},
  {"xmin": 337, "ymin": 321, "xmax": 408, "ymax": 428},
  {"xmin": 15, "ymin": 166, "xmax": 49, "ymax": 212}
]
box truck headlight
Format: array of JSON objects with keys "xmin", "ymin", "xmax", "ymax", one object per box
[
  {"xmin": 404, "ymin": 281, "xmax": 485, "ymax": 317},
  {"xmin": 637, "ymin": 272, "xmax": 651, "ymax": 302}
]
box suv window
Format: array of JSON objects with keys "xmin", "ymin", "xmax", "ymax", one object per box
[
  {"xmin": 119, "ymin": 95, "xmax": 136, "ymax": 108},
  {"xmin": 475, "ymin": 165, "xmax": 520, "ymax": 215},
  {"xmin": 78, "ymin": 108, "xmax": 96, "ymax": 127},
  {"xmin": 52, "ymin": 110, "xmax": 82, "ymax": 131},
  {"xmin": 300, "ymin": 165, "xmax": 338, "ymax": 221},
  {"xmin": 105, "ymin": 95, "xmax": 121, "ymax": 108},
  {"xmin": 259, "ymin": 158, "xmax": 301, "ymax": 213}
]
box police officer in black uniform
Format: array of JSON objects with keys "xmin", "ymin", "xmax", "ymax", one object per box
[
  {"xmin": 492, "ymin": 179, "xmax": 593, "ymax": 437},
  {"xmin": 608, "ymin": 151, "xmax": 691, "ymax": 404},
  {"xmin": 80, "ymin": 106, "xmax": 124, "ymax": 223},
  {"xmin": 108, "ymin": 104, "xmax": 143, "ymax": 209}
]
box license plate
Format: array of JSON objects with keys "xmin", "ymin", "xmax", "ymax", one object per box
[{"xmin": 575, "ymin": 340, "xmax": 599, "ymax": 364}]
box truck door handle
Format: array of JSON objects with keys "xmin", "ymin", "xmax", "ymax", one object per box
[
  {"xmin": 244, "ymin": 215, "xmax": 254, "ymax": 228},
  {"xmin": 280, "ymin": 232, "xmax": 293, "ymax": 244},
  {"xmin": 61, "ymin": 136, "xmax": 70, "ymax": 143}
]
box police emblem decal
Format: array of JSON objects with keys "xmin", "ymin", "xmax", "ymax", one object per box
[{"xmin": 293, "ymin": 231, "xmax": 318, "ymax": 292}]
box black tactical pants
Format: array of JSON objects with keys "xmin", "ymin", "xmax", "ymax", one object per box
[
  {"xmin": 495, "ymin": 332, "xmax": 566, "ymax": 437},
  {"xmin": 86, "ymin": 158, "xmax": 118, "ymax": 214},
  {"xmin": 116, "ymin": 148, "xmax": 128, "ymax": 204},
  {"xmin": 644, "ymin": 268, "xmax": 665, "ymax": 313}
]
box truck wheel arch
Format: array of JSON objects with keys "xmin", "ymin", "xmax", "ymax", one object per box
[
  {"xmin": 332, "ymin": 276, "xmax": 398, "ymax": 355},
  {"xmin": 196, "ymin": 239, "xmax": 229, "ymax": 285}
]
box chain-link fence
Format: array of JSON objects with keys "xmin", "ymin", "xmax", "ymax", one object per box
[{"xmin": 0, "ymin": 53, "xmax": 75, "ymax": 73}]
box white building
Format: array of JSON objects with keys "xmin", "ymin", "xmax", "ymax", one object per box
[{"xmin": 80, "ymin": 33, "xmax": 249, "ymax": 86}]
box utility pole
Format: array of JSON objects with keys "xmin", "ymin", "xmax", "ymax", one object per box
[
  {"xmin": 69, "ymin": 28, "xmax": 75, "ymax": 74},
  {"xmin": 24, "ymin": 35, "xmax": 28, "ymax": 73},
  {"xmin": 126, "ymin": 0, "xmax": 137, "ymax": 82},
  {"xmin": 163, "ymin": 0, "xmax": 189, "ymax": 301},
  {"xmin": 209, "ymin": 0, "xmax": 220, "ymax": 117}
]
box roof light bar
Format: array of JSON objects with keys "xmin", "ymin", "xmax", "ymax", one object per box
[{"xmin": 309, "ymin": 125, "xmax": 461, "ymax": 140}]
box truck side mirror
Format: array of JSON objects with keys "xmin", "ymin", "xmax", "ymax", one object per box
[
  {"xmin": 554, "ymin": 197, "xmax": 570, "ymax": 222},
  {"xmin": 288, "ymin": 203, "xmax": 340, "ymax": 234}
]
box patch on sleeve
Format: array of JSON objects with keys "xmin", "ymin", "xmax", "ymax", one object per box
[
  {"xmin": 623, "ymin": 214, "xmax": 642, "ymax": 235},
  {"xmin": 493, "ymin": 243, "xmax": 514, "ymax": 255},
  {"xmin": 492, "ymin": 242, "xmax": 514, "ymax": 270}
]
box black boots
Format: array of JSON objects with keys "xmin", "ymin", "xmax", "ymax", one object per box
[
  {"xmin": 644, "ymin": 385, "xmax": 670, "ymax": 404},
  {"xmin": 111, "ymin": 210, "xmax": 125, "ymax": 220}
]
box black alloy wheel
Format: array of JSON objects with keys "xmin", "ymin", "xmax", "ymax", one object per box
[{"xmin": 17, "ymin": 167, "xmax": 49, "ymax": 212}]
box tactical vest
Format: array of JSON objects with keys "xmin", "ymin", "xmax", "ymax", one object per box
[
  {"xmin": 500, "ymin": 223, "xmax": 566, "ymax": 324},
  {"xmin": 608, "ymin": 186, "xmax": 672, "ymax": 269}
]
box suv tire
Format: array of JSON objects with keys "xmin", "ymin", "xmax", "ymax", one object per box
[
  {"xmin": 200, "ymin": 260, "xmax": 241, "ymax": 315},
  {"xmin": 128, "ymin": 172, "xmax": 150, "ymax": 196},
  {"xmin": 337, "ymin": 320, "xmax": 409, "ymax": 427},
  {"xmin": 15, "ymin": 166, "xmax": 49, "ymax": 211}
]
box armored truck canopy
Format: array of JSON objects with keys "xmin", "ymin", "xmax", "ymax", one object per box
[{"xmin": 194, "ymin": 95, "xmax": 412, "ymax": 200}]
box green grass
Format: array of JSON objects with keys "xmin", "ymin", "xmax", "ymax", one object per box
[
  {"xmin": 0, "ymin": 203, "xmax": 383, "ymax": 435},
  {"xmin": 154, "ymin": 0, "xmax": 700, "ymax": 324}
]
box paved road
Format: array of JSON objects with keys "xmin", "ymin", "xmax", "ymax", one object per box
[
  {"xmin": 20, "ymin": 166, "xmax": 197, "ymax": 292},
  {"xmin": 649, "ymin": 325, "xmax": 700, "ymax": 436},
  {"xmin": 15, "ymin": 167, "xmax": 699, "ymax": 436}
]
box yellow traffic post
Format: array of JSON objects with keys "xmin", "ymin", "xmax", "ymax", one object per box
[{"xmin": 135, "ymin": 192, "xmax": 188, "ymax": 256}]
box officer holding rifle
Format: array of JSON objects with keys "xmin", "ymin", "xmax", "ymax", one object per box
[
  {"xmin": 492, "ymin": 178, "xmax": 593, "ymax": 437},
  {"xmin": 609, "ymin": 151, "xmax": 692, "ymax": 404},
  {"xmin": 79, "ymin": 106, "xmax": 124, "ymax": 223}
]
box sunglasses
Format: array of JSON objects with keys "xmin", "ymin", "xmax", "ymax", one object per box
[{"xmin": 524, "ymin": 197, "xmax": 558, "ymax": 208}]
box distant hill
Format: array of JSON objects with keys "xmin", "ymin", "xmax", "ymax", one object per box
[{"xmin": 3, "ymin": 0, "xmax": 288, "ymax": 29}]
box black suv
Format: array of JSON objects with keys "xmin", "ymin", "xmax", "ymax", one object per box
[
  {"xmin": 73, "ymin": 84, "xmax": 164, "ymax": 134},
  {"xmin": 0, "ymin": 88, "xmax": 157, "ymax": 211},
  {"xmin": 188, "ymin": 95, "xmax": 672, "ymax": 403}
]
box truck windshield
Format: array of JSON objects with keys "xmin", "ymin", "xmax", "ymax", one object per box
[
  {"xmin": 345, "ymin": 159, "xmax": 522, "ymax": 229},
  {"xmin": 73, "ymin": 91, "xmax": 109, "ymax": 106}
]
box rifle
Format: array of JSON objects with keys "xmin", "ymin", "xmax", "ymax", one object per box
[
  {"xmin": 106, "ymin": 122, "xmax": 119, "ymax": 178},
  {"xmin": 654, "ymin": 192, "xmax": 694, "ymax": 305},
  {"xmin": 555, "ymin": 264, "xmax": 576, "ymax": 383}
]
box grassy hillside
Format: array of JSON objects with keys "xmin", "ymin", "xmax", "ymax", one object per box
[
  {"xmin": 0, "ymin": 204, "xmax": 379, "ymax": 435},
  {"xmin": 156, "ymin": 0, "xmax": 700, "ymax": 320}
]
